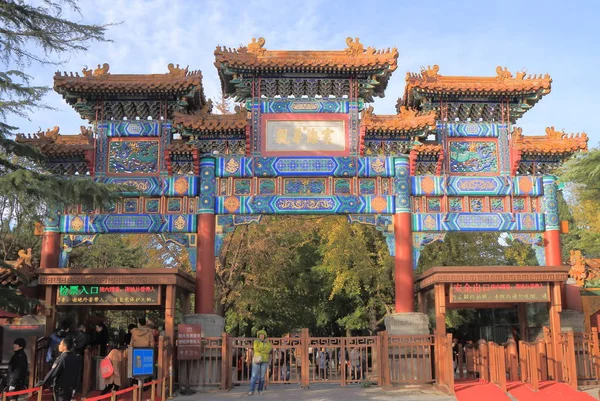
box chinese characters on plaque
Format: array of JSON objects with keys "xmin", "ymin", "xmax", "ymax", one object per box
[
  {"xmin": 177, "ymin": 324, "xmax": 203, "ymax": 360},
  {"xmin": 449, "ymin": 283, "xmax": 549, "ymax": 303},
  {"xmin": 56, "ymin": 284, "xmax": 160, "ymax": 305},
  {"xmin": 265, "ymin": 120, "xmax": 346, "ymax": 153}
]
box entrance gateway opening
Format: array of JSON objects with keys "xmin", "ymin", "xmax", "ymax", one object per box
[{"xmin": 14, "ymin": 36, "xmax": 591, "ymax": 396}]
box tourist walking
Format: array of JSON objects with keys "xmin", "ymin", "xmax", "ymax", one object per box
[
  {"xmin": 39, "ymin": 337, "xmax": 81, "ymax": 401},
  {"xmin": 247, "ymin": 330, "xmax": 272, "ymax": 396}
]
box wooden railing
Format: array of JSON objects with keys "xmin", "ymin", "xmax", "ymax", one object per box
[
  {"xmin": 82, "ymin": 344, "xmax": 100, "ymax": 397},
  {"xmin": 519, "ymin": 341, "xmax": 541, "ymax": 391},
  {"xmin": 557, "ymin": 332, "xmax": 578, "ymax": 389},
  {"xmin": 382, "ymin": 333, "xmax": 434, "ymax": 386},
  {"xmin": 28, "ymin": 336, "xmax": 50, "ymax": 390},
  {"xmin": 488, "ymin": 342, "xmax": 507, "ymax": 392}
]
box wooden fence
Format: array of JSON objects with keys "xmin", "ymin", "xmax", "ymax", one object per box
[{"xmin": 176, "ymin": 329, "xmax": 439, "ymax": 391}]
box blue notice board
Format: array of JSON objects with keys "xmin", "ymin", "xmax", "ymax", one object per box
[{"xmin": 132, "ymin": 348, "xmax": 154, "ymax": 377}]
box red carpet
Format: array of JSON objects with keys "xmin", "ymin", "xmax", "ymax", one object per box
[
  {"xmin": 455, "ymin": 380, "xmax": 511, "ymax": 401},
  {"xmin": 508, "ymin": 381, "xmax": 596, "ymax": 401}
]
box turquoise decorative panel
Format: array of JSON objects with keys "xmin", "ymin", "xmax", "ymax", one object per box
[
  {"xmin": 145, "ymin": 199, "xmax": 160, "ymax": 213},
  {"xmin": 357, "ymin": 157, "xmax": 394, "ymax": 177},
  {"xmin": 449, "ymin": 198, "xmax": 463, "ymax": 212},
  {"xmin": 283, "ymin": 178, "xmax": 326, "ymax": 195},
  {"xmin": 61, "ymin": 214, "xmax": 196, "ymax": 233},
  {"xmin": 412, "ymin": 213, "xmax": 545, "ymax": 232},
  {"xmin": 490, "ymin": 198, "xmax": 505, "ymax": 212},
  {"xmin": 469, "ymin": 198, "xmax": 484, "ymax": 212},
  {"xmin": 106, "ymin": 121, "xmax": 161, "ymax": 137},
  {"xmin": 258, "ymin": 179, "xmax": 276, "ymax": 195},
  {"xmin": 359, "ymin": 179, "xmax": 376, "ymax": 195},
  {"xmin": 216, "ymin": 156, "xmax": 253, "ymax": 178},
  {"xmin": 253, "ymin": 157, "xmax": 357, "ymax": 177},
  {"xmin": 542, "ymin": 176, "xmax": 559, "ymax": 230},
  {"xmin": 199, "ymin": 158, "xmax": 216, "ymax": 213},
  {"xmin": 233, "ymin": 179, "xmax": 252, "ymax": 195},
  {"xmin": 99, "ymin": 177, "xmax": 162, "ymax": 196},
  {"xmin": 108, "ymin": 139, "xmax": 159, "ymax": 174},
  {"xmin": 215, "ymin": 157, "xmax": 395, "ymax": 178},
  {"xmin": 260, "ymin": 99, "xmax": 350, "ymax": 113},
  {"xmin": 164, "ymin": 176, "xmax": 198, "ymax": 197},
  {"xmin": 124, "ymin": 199, "xmax": 138, "ymax": 213},
  {"xmin": 513, "ymin": 198, "xmax": 526, "ymax": 211},
  {"xmin": 427, "ymin": 198, "xmax": 441, "ymax": 212},
  {"xmin": 215, "ymin": 195, "xmax": 394, "ymax": 215},
  {"xmin": 167, "ymin": 198, "xmax": 182, "ymax": 213},
  {"xmin": 393, "ymin": 157, "xmax": 410, "ymax": 213},
  {"xmin": 334, "ymin": 178, "xmax": 352, "ymax": 195},
  {"xmin": 443, "ymin": 123, "xmax": 505, "ymax": 137},
  {"xmin": 447, "ymin": 177, "xmax": 509, "ymax": 195},
  {"xmin": 449, "ymin": 141, "xmax": 498, "ymax": 173}
]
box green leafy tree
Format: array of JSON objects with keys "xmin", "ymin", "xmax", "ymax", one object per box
[
  {"xmin": 0, "ymin": 0, "xmax": 122, "ymax": 312},
  {"xmin": 68, "ymin": 235, "xmax": 149, "ymax": 269},
  {"xmin": 559, "ymin": 148, "xmax": 600, "ymax": 258}
]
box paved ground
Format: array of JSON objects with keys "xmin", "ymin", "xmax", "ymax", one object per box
[{"xmin": 173, "ymin": 384, "xmax": 456, "ymax": 401}]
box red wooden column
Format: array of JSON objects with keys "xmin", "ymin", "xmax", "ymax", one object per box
[
  {"xmin": 40, "ymin": 231, "xmax": 61, "ymax": 269},
  {"xmin": 195, "ymin": 157, "xmax": 217, "ymax": 314},
  {"xmin": 542, "ymin": 176, "xmax": 562, "ymax": 266},
  {"xmin": 393, "ymin": 156, "xmax": 414, "ymax": 313},
  {"xmin": 195, "ymin": 213, "xmax": 216, "ymax": 314}
]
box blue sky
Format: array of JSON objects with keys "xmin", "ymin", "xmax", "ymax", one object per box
[{"xmin": 12, "ymin": 0, "xmax": 599, "ymax": 147}]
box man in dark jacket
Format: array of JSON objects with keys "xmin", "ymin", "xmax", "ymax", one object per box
[
  {"xmin": 6, "ymin": 338, "xmax": 28, "ymax": 398},
  {"xmin": 46, "ymin": 320, "xmax": 71, "ymax": 363},
  {"xmin": 39, "ymin": 337, "xmax": 81, "ymax": 401},
  {"xmin": 73, "ymin": 324, "xmax": 90, "ymax": 356}
]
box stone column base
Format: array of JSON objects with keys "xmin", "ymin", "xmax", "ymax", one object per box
[
  {"xmin": 183, "ymin": 313, "xmax": 225, "ymax": 337},
  {"xmin": 182, "ymin": 314, "xmax": 225, "ymax": 389},
  {"xmin": 384, "ymin": 312, "xmax": 430, "ymax": 335}
]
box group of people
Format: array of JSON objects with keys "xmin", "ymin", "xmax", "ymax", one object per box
[{"xmin": 2, "ymin": 317, "xmax": 158, "ymax": 401}]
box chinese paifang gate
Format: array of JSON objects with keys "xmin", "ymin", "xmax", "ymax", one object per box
[{"xmin": 10, "ymin": 36, "xmax": 595, "ymax": 393}]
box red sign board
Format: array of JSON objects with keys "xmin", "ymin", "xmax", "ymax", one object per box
[
  {"xmin": 177, "ymin": 324, "xmax": 203, "ymax": 360},
  {"xmin": 450, "ymin": 282, "xmax": 550, "ymax": 303}
]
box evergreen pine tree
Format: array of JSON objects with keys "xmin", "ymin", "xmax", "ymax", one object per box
[{"xmin": 0, "ymin": 0, "xmax": 120, "ymax": 311}]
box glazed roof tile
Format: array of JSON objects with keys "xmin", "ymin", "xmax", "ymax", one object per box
[
  {"xmin": 215, "ymin": 37, "xmax": 398, "ymax": 72},
  {"xmin": 512, "ymin": 126, "xmax": 588, "ymax": 154},
  {"xmin": 174, "ymin": 104, "xmax": 248, "ymax": 132},
  {"xmin": 15, "ymin": 127, "xmax": 94, "ymax": 152},
  {"xmin": 54, "ymin": 63, "xmax": 204, "ymax": 95},
  {"xmin": 405, "ymin": 65, "xmax": 552, "ymax": 95},
  {"xmin": 361, "ymin": 106, "xmax": 436, "ymax": 134}
]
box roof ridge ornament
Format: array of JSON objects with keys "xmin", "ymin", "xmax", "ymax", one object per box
[
  {"xmin": 82, "ymin": 63, "xmax": 110, "ymax": 77},
  {"xmin": 345, "ymin": 37, "xmax": 364, "ymax": 56},
  {"xmin": 420, "ymin": 65, "xmax": 439, "ymax": 81},
  {"xmin": 247, "ymin": 37, "xmax": 266, "ymax": 55},
  {"xmin": 496, "ymin": 66, "xmax": 512, "ymax": 82},
  {"xmin": 168, "ymin": 63, "xmax": 189, "ymax": 77}
]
